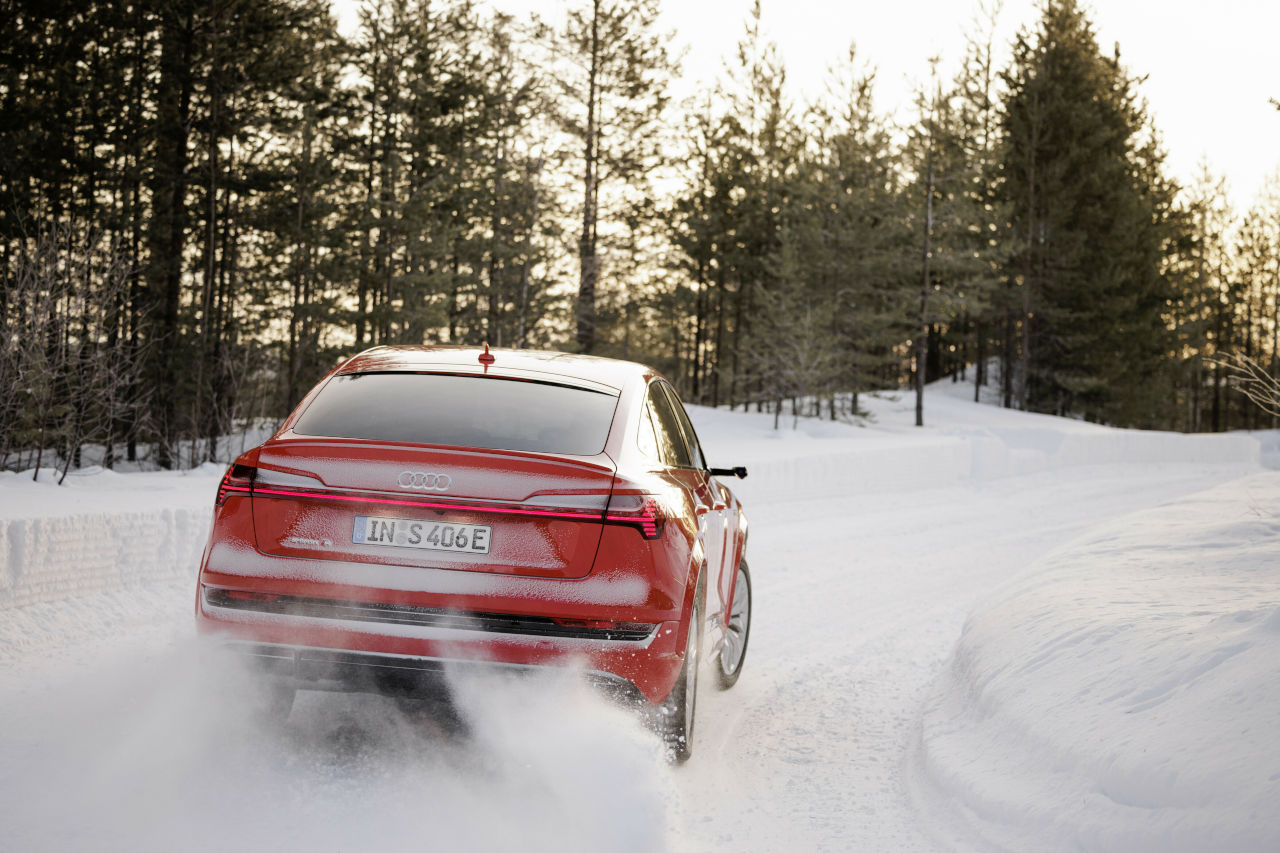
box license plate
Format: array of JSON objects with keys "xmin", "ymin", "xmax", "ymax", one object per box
[{"xmin": 352, "ymin": 515, "xmax": 492, "ymax": 555}]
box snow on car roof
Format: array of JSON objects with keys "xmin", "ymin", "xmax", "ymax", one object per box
[{"xmin": 337, "ymin": 346, "xmax": 653, "ymax": 393}]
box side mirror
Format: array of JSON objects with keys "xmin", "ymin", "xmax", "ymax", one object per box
[{"xmin": 707, "ymin": 466, "xmax": 748, "ymax": 479}]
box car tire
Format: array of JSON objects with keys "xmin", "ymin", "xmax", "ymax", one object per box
[
  {"xmin": 658, "ymin": 572, "xmax": 704, "ymax": 762},
  {"xmin": 716, "ymin": 559, "xmax": 751, "ymax": 689}
]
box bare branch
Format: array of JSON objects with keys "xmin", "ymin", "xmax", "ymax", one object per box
[{"xmin": 1215, "ymin": 353, "xmax": 1280, "ymax": 419}]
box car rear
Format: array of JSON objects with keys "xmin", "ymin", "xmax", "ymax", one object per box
[{"xmin": 195, "ymin": 350, "xmax": 692, "ymax": 704}]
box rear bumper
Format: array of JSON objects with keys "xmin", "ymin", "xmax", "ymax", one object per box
[
  {"xmin": 220, "ymin": 641, "xmax": 647, "ymax": 704},
  {"xmin": 196, "ymin": 584, "xmax": 683, "ymax": 703}
]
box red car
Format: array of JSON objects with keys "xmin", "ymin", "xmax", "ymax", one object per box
[{"xmin": 195, "ymin": 345, "xmax": 751, "ymax": 759}]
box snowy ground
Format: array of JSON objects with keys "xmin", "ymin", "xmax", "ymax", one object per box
[
  {"xmin": 912, "ymin": 473, "xmax": 1280, "ymax": 852},
  {"xmin": 0, "ymin": 384, "xmax": 1275, "ymax": 851}
]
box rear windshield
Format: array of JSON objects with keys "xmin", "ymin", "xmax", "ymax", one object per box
[{"xmin": 292, "ymin": 372, "xmax": 619, "ymax": 455}]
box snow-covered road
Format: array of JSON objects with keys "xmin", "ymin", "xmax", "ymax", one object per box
[
  {"xmin": 671, "ymin": 462, "xmax": 1258, "ymax": 851},
  {"xmin": 0, "ymin": 389, "xmax": 1270, "ymax": 852}
]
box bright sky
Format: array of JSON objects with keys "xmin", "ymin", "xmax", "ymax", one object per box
[{"xmin": 332, "ymin": 0, "xmax": 1280, "ymax": 209}]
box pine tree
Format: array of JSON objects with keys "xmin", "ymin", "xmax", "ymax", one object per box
[
  {"xmin": 245, "ymin": 2, "xmax": 352, "ymax": 408},
  {"xmin": 471, "ymin": 12, "xmax": 561, "ymax": 349},
  {"xmin": 145, "ymin": 0, "xmax": 198, "ymax": 467},
  {"xmin": 556, "ymin": 0, "xmax": 675, "ymax": 354},
  {"xmin": 1000, "ymin": 0, "xmax": 1178, "ymax": 424},
  {"xmin": 905, "ymin": 49, "xmax": 1011, "ymax": 425},
  {"xmin": 717, "ymin": 3, "xmax": 803, "ymax": 408},
  {"xmin": 670, "ymin": 94, "xmax": 724, "ymax": 401},
  {"xmin": 809, "ymin": 45, "xmax": 912, "ymax": 409},
  {"xmin": 949, "ymin": 1, "xmax": 1010, "ymax": 402},
  {"xmin": 1168, "ymin": 165, "xmax": 1231, "ymax": 432}
]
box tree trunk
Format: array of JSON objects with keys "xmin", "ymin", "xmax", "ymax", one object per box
[
  {"xmin": 575, "ymin": 0, "xmax": 601, "ymax": 354},
  {"xmin": 975, "ymin": 322, "xmax": 986, "ymax": 403},
  {"xmin": 916, "ymin": 123, "xmax": 934, "ymax": 428},
  {"xmin": 145, "ymin": 7, "xmax": 196, "ymax": 469}
]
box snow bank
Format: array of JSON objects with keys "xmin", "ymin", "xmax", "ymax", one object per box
[
  {"xmin": 0, "ymin": 466, "xmax": 220, "ymax": 656},
  {"xmin": 912, "ymin": 472, "xmax": 1280, "ymax": 852}
]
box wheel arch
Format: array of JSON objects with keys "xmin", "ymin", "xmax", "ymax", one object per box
[{"xmin": 674, "ymin": 546, "xmax": 708, "ymax": 658}]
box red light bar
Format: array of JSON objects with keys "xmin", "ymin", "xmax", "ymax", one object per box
[
  {"xmin": 250, "ymin": 485, "xmax": 606, "ymax": 523},
  {"xmin": 245, "ymin": 483, "xmax": 666, "ymax": 537}
]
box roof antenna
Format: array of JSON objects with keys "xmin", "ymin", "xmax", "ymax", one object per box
[{"xmin": 479, "ymin": 342, "xmax": 495, "ymax": 372}]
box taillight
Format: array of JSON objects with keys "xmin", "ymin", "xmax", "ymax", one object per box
[
  {"xmin": 604, "ymin": 494, "xmax": 666, "ymax": 539},
  {"xmin": 216, "ymin": 463, "xmax": 256, "ymax": 506}
]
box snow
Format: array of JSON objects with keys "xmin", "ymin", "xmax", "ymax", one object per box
[
  {"xmin": 0, "ymin": 465, "xmax": 221, "ymax": 663},
  {"xmin": 0, "ymin": 382, "xmax": 1276, "ymax": 851},
  {"xmin": 911, "ymin": 473, "xmax": 1280, "ymax": 852},
  {"xmin": 695, "ymin": 387, "xmax": 1260, "ymax": 502}
]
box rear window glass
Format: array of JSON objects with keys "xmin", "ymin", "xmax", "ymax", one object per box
[{"xmin": 293, "ymin": 373, "xmax": 619, "ymax": 455}]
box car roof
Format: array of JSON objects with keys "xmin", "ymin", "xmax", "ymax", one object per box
[{"xmin": 336, "ymin": 345, "xmax": 655, "ymax": 393}]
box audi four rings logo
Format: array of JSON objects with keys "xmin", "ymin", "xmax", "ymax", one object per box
[{"xmin": 397, "ymin": 471, "xmax": 452, "ymax": 491}]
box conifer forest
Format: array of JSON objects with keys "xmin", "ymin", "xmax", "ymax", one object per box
[{"xmin": 2, "ymin": 0, "xmax": 1279, "ymax": 472}]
